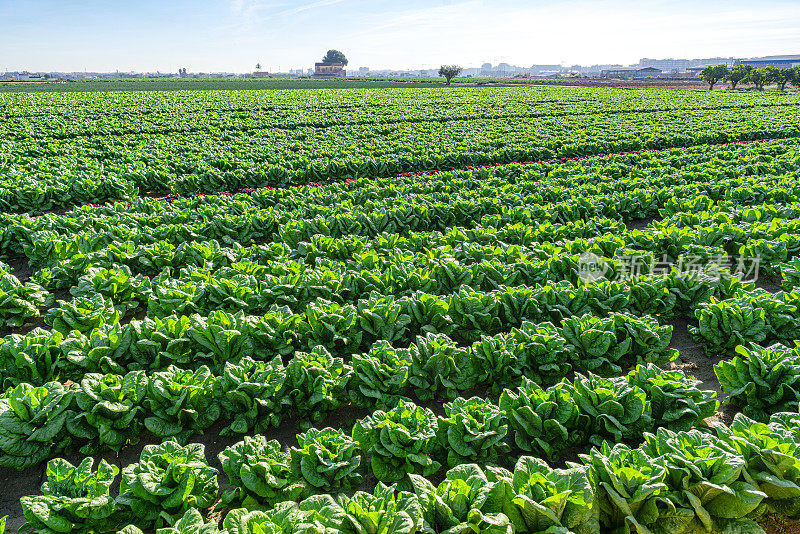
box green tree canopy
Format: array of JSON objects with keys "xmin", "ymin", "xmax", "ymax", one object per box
[
  {"xmin": 746, "ymin": 67, "xmax": 767, "ymax": 91},
  {"xmin": 724, "ymin": 65, "xmax": 750, "ymax": 89},
  {"xmin": 700, "ymin": 65, "xmax": 729, "ymax": 90},
  {"xmin": 322, "ymin": 50, "xmax": 348, "ymax": 66},
  {"xmin": 764, "ymin": 66, "xmax": 797, "ymax": 91},
  {"xmin": 438, "ymin": 65, "xmax": 463, "ymax": 86}
]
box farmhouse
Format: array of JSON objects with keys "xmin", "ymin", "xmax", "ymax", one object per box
[
  {"xmin": 313, "ymin": 62, "xmax": 346, "ymax": 79},
  {"xmin": 600, "ymin": 66, "xmax": 662, "ymax": 79}
]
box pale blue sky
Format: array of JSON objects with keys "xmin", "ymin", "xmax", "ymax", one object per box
[{"xmin": 1, "ymin": 0, "xmax": 799, "ymax": 72}]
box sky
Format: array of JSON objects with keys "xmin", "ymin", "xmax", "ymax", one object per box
[{"xmin": 1, "ymin": 0, "xmax": 799, "ymax": 73}]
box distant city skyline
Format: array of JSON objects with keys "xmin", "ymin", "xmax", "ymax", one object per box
[{"xmin": 1, "ymin": 0, "xmax": 799, "ymax": 73}]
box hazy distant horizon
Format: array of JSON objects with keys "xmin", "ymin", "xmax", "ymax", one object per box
[{"xmin": 2, "ymin": 0, "xmax": 799, "ymax": 73}]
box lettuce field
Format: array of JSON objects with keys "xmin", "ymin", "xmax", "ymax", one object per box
[{"xmin": 1, "ymin": 85, "xmax": 800, "ymax": 533}]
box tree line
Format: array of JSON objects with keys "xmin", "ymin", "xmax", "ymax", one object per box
[{"xmin": 701, "ymin": 64, "xmax": 800, "ymax": 91}]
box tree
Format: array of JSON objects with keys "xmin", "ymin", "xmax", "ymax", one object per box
[
  {"xmin": 255, "ymin": 63, "xmax": 262, "ymax": 71},
  {"xmin": 700, "ymin": 65, "xmax": 729, "ymax": 90},
  {"xmin": 762, "ymin": 66, "xmax": 782, "ymax": 90},
  {"xmin": 767, "ymin": 67, "xmax": 796, "ymax": 91},
  {"xmin": 724, "ymin": 65, "xmax": 749, "ymax": 89},
  {"xmin": 746, "ymin": 67, "xmax": 767, "ymax": 91},
  {"xmin": 791, "ymin": 67, "xmax": 800, "ymax": 89},
  {"xmin": 322, "ymin": 50, "xmax": 348, "ymax": 66},
  {"xmin": 438, "ymin": 65, "xmax": 463, "ymax": 86}
]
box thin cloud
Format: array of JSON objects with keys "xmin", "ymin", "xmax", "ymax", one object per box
[{"xmin": 276, "ymin": 0, "xmax": 348, "ymax": 18}]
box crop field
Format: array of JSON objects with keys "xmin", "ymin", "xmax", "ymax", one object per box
[{"xmin": 1, "ymin": 85, "xmax": 800, "ymax": 533}]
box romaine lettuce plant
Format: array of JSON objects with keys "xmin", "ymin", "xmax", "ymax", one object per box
[
  {"xmin": 144, "ymin": 365, "xmax": 220, "ymax": 443},
  {"xmin": 0, "ymin": 270, "xmax": 52, "ymax": 328},
  {"xmin": 782, "ymin": 257, "xmax": 800, "ymax": 292},
  {"xmin": 715, "ymin": 413, "xmax": 800, "ymax": 520},
  {"xmin": 0, "ymin": 328, "xmax": 63, "ymax": 389},
  {"xmin": 250, "ymin": 305, "xmax": 303, "ymax": 359},
  {"xmin": 410, "ymin": 463, "xmax": 513, "ymax": 534},
  {"xmin": 505, "ymin": 321, "xmax": 571, "ymax": 387},
  {"xmin": 128, "ymin": 315, "xmax": 193, "ymax": 371},
  {"xmin": 148, "ymin": 276, "xmax": 206, "ymax": 318},
  {"xmin": 403, "ymin": 291, "xmax": 455, "ymax": 339},
  {"xmin": 409, "ymin": 332, "xmax": 475, "ymax": 401},
  {"xmin": 469, "ymin": 333, "xmax": 525, "ymax": 394},
  {"xmin": 72, "ymin": 370, "xmax": 148, "ymax": 454},
  {"xmin": 348, "ymin": 340, "xmax": 412, "ymax": 409},
  {"xmin": 290, "ymin": 427, "xmax": 362, "ymax": 493},
  {"xmin": 499, "ymin": 378, "xmax": 583, "ymax": 460},
  {"xmin": 302, "ymin": 299, "xmax": 362, "ymax": 355},
  {"xmin": 20, "ymin": 457, "xmax": 119, "ymax": 534},
  {"xmin": 447, "ymin": 287, "xmax": 504, "ymax": 344},
  {"xmin": 337, "ymin": 483, "xmax": 425, "ymax": 534},
  {"xmin": 438, "ymin": 396, "xmax": 510, "ymax": 468},
  {"xmin": 357, "ymin": 292, "xmax": 412, "ymax": 347},
  {"xmin": 223, "ymin": 503, "xmax": 326, "ymax": 534},
  {"xmin": 580, "ymin": 442, "xmax": 668, "ymax": 533},
  {"xmin": 218, "ymin": 435, "xmax": 307, "ymax": 508},
  {"xmin": 215, "ymin": 355, "xmax": 291, "ymax": 436},
  {"xmin": 505, "ymin": 456, "xmax": 599, "ymax": 534},
  {"xmin": 561, "ymin": 314, "xmax": 632, "ymax": 376},
  {"xmin": 118, "ymin": 441, "xmax": 219, "ymax": 528},
  {"xmin": 627, "ymin": 363, "xmax": 718, "ymax": 432},
  {"xmin": 60, "ymin": 322, "xmax": 133, "ymax": 377},
  {"xmin": 71, "ymin": 264, "xmax": 150, "ymax": 316},
  {"xmin": 187, "ymin": 310, "xmax": 254, "ymax": 371},
  {"xmin": 641, "ymin": 428, "xmax": 766, "ymax": 533},
  {"xmin": 0, "ymin": 381, "xmax": 77, "ymax": 469},
  {"xmin": 569, "ymin": 373, "xmax": 653, "ymax": 447},
  {"xmin": 352, "ymin": 399, "xmax": 442, "ymax": 483},
  {"xmin": 716, "ymin": 344, "xmax": 800, "ymax": 421},
  {"xmin": 285, "ymin": 346, "xmax": 351, "ymax": 424},
  {"xmin": 691, "ymin": 296, "xmax": 769, "ymax": 356},
  {"xmin": 45, "ymin": 293, "xmax": 120, "ymax": 334},
  {"xmin": 155, "ymin": 509, "xmax": 224, "ymax": 534},
  {"xmin": 627, "ymin": 275, "xmax": 678, "ymax": 321},
  {"xmin": 613, "ymin": 313, "xmax": 678, "ymax": 367}
]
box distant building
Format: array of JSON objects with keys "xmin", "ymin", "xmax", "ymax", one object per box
[
  {"xmin": 600, "ymin": 66, "xmax": 662, "ymax": 79},
  {"xmin": 16, "ymin": 72, "xmax": 44, "ymax": 81},
  {"xmin": 252, "ymin": 71, "xmax": 271, "ymax": 78},
  {"xmin": 638, "ymin": 58, "xmax": 690, "ymax": 73},
  {"xmin": 530, "ymin": 64, "xmax": 562, "ymax": 75},
  {"xmin": 313, "ymin": 62, "xmax": 346, "ymax": 78},
  {"xmin": 738, "ymin": 55, "xmax": 800, "ymax": 69},
  {"xmin": 693, "ymin": 57, "xmax": 737, "ymax": 67}
]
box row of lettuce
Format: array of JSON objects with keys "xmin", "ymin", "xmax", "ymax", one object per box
[
  {"xmin": 3, "ymin": 87, "xmax": 799, "ymax": 200},
  {"xmin": 6, "ymin": 139, "xmax": 800, "ymax": 270},
  {"xmin": 3, "ymin": 197, "xmax": 800, "ymax": 333},
  {"xmin": 1, "ymin": 361, "xmax": 717, "ymax": 471},
  {"xmin": 4, "ymin": 263, "xmax": 793, "ymax": 388},
  {"xmin": 0, "ymin": 307, "xmax": 687, "ymax": 469},
  {"xmin": 2, "ymin": 192, "xmax": 800, "ymax": 337},
  {"xmin": 13, "ymin": 408, "xmax": 800, "ymax": 534},
  {"xmin": 4, "ymin": 263, "xmax": 797, "ymax": 376},
  {"xmin": 3, "ymin": 289, "xmax": 800, "ymax": 471}
]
